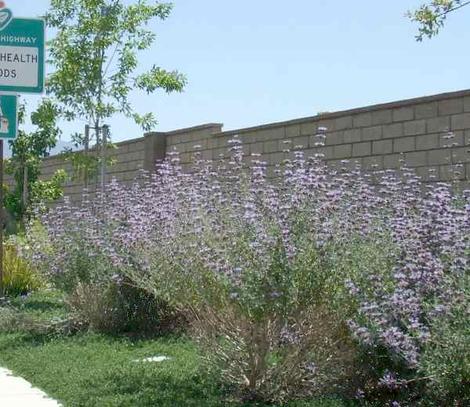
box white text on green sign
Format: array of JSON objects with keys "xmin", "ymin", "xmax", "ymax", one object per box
[
  {"xmin": 0, "ymin": 10, "xmax": 45, "ymax": 94},
  {"xmin": 0, "ymin": 93, "xmax": 18, "ymax": 139}
]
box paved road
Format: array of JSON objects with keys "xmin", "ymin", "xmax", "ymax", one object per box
[{"xmin": 0, "ymin": 367, "xmax": 61, "ymax": 406}]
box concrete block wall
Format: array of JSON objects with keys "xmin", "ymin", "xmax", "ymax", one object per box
[
  {"xmin": 6, "ymin": 89, "xmax": 469, "ymax": 203},
  {"xmin": 160, "ymin": 89, "xmax": 470, "ymax": 184},
  {"xmin": 37, "ymin": 136, "xmax": 146, "ymax": 202}
]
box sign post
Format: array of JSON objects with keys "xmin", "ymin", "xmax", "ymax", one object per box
[
  {"xmin": 0, "ymin": 133, "xmax": 3, "ymax": 298},
  {"xmin": 0, "ymin": 2, "xmax": 44, "ymax": 298},
  {"xmin": 0, "ymin": 94, "xmax": 17, "ymax": 296},
  {"xmin": 0, "ymin": 93, "xmax": 17, "ymax": 298}
]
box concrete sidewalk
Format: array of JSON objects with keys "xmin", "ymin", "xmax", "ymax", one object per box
[{"xmin": 0, "ymin": 367, "xmax": 61, "ymax": 406}]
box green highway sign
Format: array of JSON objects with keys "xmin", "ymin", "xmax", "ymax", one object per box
[
  {"xmin": 0, "ymin": 9, "xmax": 45, "ymax": 93},
  {"xmin": 0, "ymin": 93, "xmax": 18, "ymax": 139}
]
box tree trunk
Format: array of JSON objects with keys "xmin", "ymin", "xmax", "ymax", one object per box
[{"xmin": 22, "ymin": 164, "xmax": 28, "ymax": 211}]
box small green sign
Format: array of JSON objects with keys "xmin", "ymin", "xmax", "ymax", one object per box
[
  {"xmin": 0, "ymin": 93, "xmax": 18, "ymax": 139},
  {"xmin": 0, "ymin": 9, "xmax": 45, "ymax": 93}
]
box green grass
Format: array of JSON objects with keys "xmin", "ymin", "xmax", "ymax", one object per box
[{"xmin": 0, "ymin": 291, "xmax": 353, "ymax": 407}]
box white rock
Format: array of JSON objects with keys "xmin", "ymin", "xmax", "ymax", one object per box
[{"xmin": 133, "ymin": 356, "xmax": 171, "ymax": 363}]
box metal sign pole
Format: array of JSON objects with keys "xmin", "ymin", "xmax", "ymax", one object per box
[
  {"xmin": 0, "ymin": 138, "xmax": 3, "ymax": 298},
  {"xmin": 0, "ymin": 92, "xmax": 19, "ymax": 298},
  {"xmin": 0, "ymin": 2, "xmax": 45, "ymax": 298}
]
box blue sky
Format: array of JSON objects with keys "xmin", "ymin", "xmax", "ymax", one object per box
[{"xmin": 8, "ymin": 0, "xmax": 470, "ymax": 143}]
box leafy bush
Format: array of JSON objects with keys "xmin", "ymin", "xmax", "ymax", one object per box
[
  {"xmin": 28, "ymin": 132, "xmax": 469, "ymax": 404},
  {"xmin": 2, "ymin": 239, "xmax": 41, "ymax": 297}
]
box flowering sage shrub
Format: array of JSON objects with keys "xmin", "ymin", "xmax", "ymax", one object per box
[
  {"xmin": 26, "ymin": 187, "xmax": 176, "ymax": 334},
  {"xmin": 347, "ymin": 182, "xmax": 470, "ymax": 404},
  {"xmin": 28, "ymin": 131, "xmax": 469, "ymax": 403},
  {"xmin": 119, "ymin": 139, "xmax": 387, "ymax": 402}
]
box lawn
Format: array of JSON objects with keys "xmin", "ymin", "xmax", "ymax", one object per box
[{"xmin": 0, "ymin": 291, "xmax": 353, "ymax": 407}]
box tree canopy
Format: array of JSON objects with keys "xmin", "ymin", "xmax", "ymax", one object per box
[
  {"xmin": 46, "ymin": 0, "xmax": 187, "ymax": 132},
  {"xmin": 5, "ymin": 100, "xmax": 65, "ymax": 226},
  {"xmin": 407, "ymin": 0, "xmax": 470, "ymax": 40}
]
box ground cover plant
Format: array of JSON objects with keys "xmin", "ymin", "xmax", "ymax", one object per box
[
  {"xmin": 27, "ymin": 131, "xmax": 469, "ymax": 405},
  {"xmin": 0, "ymin": 289, "xmax": 81, "ymax": 337}
]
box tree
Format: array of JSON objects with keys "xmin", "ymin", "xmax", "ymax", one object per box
[
  {"xmin": 407, "ymin": 0, "xmax": 470, "ymax": 40},
  {"xmin": 45, "ymin": 0, "xmax": 187, "ymax": 183},
  {"xmin": 5, "ymin": 99, "xmax": 65, "ymax": 228}
]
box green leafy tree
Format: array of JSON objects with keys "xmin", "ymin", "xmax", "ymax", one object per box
[
  {"xmin": 5, "ymin": 99, "xmax": 65, "ymax": 227},
  {"xmin": 407, "ymin": 0, "xmax": 470, "ymax": 40},
  {"xmin": 46, "ymin": 0, "xmax": 187, "ymax": 182}
]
